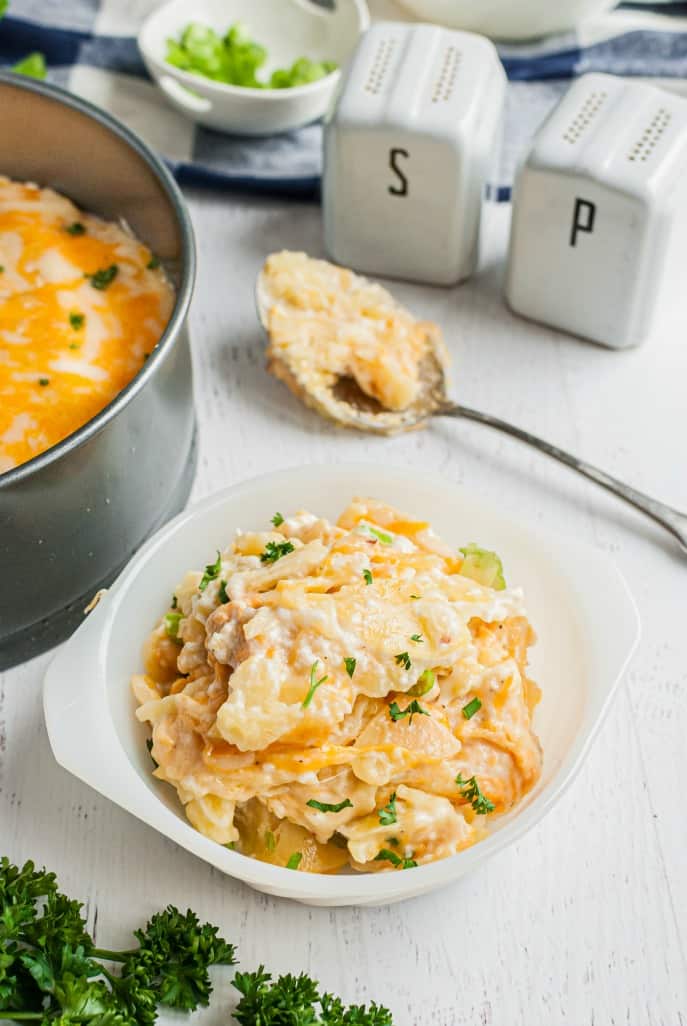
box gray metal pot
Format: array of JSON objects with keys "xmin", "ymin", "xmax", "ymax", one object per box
[{"xmin": 0, "ymin": 73, "xmax": 197, "ymax": 669}]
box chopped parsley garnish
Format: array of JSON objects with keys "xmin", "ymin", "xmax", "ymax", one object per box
[
  {"xmin": 408, "ymin": 668, "xmax": 435, "ymax": 697},
  {"xmin": 395, "ymin": 651, "xmax": 411, "ymax": 671},
  {"xmin": 260, "ymin": 540, "xmax": 295, "ymax": 564},
  {"xmin": 145, "ymin": 737, "xmax": 158, "ymax": 768},
  {"xmin": 68, "ymin": 342, "xmax": 80, "ymax": 349},
  {"xmin": 65, "ymin": 221, "xmax": 85, "ymax": 235},
  {"xmin": 218, "ymin": 579, "xmax": 229, "ymax": 604},
  {"xmin": 69, "ymin": 311, "xmax": 85, "ymax": 330},
  {"xmin": 85, "ymin": 264, "xmax": 118, "ymax": 290},
  {"xmin": 462, "ymin": 697, "xmax": 482, "ymax": 720},
  {"xmin": 265, "ymin": 830, "xmax": 276, "ymax": 853},
  {"xmin": 164, "ymin": 611, "xmax": 182, "ymax": 642},
  {"xmin": 286, "ymin": 852, "xmax": 302, "ymax": 870},
  {"xmin": 410, "ymin": 633, "xmax": 423, "ymax": 643},
  {"xmin": 306, "ymin": 798, "xmax": 353, "ymax": 814},
  {"xmin": 38, "ymin": 377, "xmax": 49, "ymax": 386},
  {"xmin": 374, "ymin": 848, "xmax": 417, "ymax": 869},
  {"xmin": 302, "ymin": 661, "xmax": 328, "ymax": 708},
  {"xmin": 357, "ymin": 524, "xmax": 393, "ymax": 545},
  {"xmin": 199, "ymin": 550, "xmax": 222, "ymax": 591},
  {"xmin": 147, "ymin": 254, "xmax": 161, "ymax": 270},
  {"xmin": 389, "ymin": 699, "xmax": 428, "ymax": 724},
  {"xmin": 456, "ymin": 773, "xmax": 495, "ymax": 814},
  {"xmin": 271, "ymin": 511, "xmax": 285, "ymax": 527},
  {"xmin": 378, "ymin": 792, "xmax": 397, "ymax": 826},
  {"xmin": 343, "ymin": 656, "xmax": 356, "ymax": 678},
  {"xmin": 363, "ymin": 568, "xmax": 373, "ymax": 585},
  {"xmin": 171, "ymin": 594, "xmax": 178, "ymax": 608}
]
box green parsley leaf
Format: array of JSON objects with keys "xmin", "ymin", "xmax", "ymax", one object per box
[
  {"xmin": 374, "ymin": 849, "xmax": 417, "ymax": 869},
  {"xmin": 69, "ymin": 311, "xmax": 85, "ymax": 330},
  {"xmin": 408, "ymin": 668, "xmax": 435, "ymax": 697},
  {"xmin": 462, "ymin": 697, "xmax": 482, "ymax": 720},
  {"xmin": 410, "ymin": 633, "xmax": 423, "ymax": 643},
  {"xmin": 65, "ymin": 221, "xmax": 86, "ymax": 236},
  {"xmin": 306, "ymin": 798, "xmax": 353, "ymax": 814},
  {"xmin": 378, "ymin": 792, "xmax": 397, "ymax": 826},
  {"xmin": 260, "ymin": 540, "xmax": 295, "ymax": 564},
  {"xmin": 389, "ymin": 699, "xmax": 428, "ymax": 725},
  {"xmin": 147, "ymin": 254, "xmax": 160, "ymax": 270},
  {"xmin": 218, "ymin": 579, "xmax": 229, "ymax": 604},
  {"xmin": 456, "ymin": 772, "xmax": 495, "ymax": 814},
  {"xmin": 85, "ymin": 264, "xmax": 118, "ymax": 290},
  {"xmin": 199, "ymin": 550, "xmax": 221, "ymax": 591},
  {"xmin": 38, "ymin": 377, "xmax": 50, "ymax": 386},
  {"xmin": 265, "ymin": 830, "xmax": 276, "ymax": 853},
  {"xmin": 286, "ymin": 852, "xmax": 302, "ymax": 870},
  {"xmin": 343, "ymin": 656, "xmax": 356, "ymax": 678},
  {"xmin": 164, "ymin": 611, "xmax": 182, "ymax": 642},
  {"xmin": 363, "ymin": 568, "xmax": 373, "ymax": 585},
  {"xmin": 302, "ymin": 661, "xmax": 328, "ymax": 708},
  {"xmin": 271, "ymin": 512, "xmax": 285, "ymax": 527},
  {"xmin": 394, "ymin": 651, "xmax": 411, "ymax": 671}
]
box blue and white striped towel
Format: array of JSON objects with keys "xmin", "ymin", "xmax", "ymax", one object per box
[{"xmin": 1, "ymin": 0, "xmax": 687, "ymax": 200}]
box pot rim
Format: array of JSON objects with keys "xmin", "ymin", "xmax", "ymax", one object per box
[{"xmin": 0, "ymin": 71, "xmax": 196, "ymax": 489}]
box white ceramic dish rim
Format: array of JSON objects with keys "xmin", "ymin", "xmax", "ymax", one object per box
[
  {"xmin": 138, "ymin": 0, "xmax": 370, "ymax": 101},
  {"xmin": 44, "ymin": 463, "xmax": 640, "ymax": 904}
]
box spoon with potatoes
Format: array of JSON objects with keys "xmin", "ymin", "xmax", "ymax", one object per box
[{"xmin": 257, "ymin": 251, "xmax": 687, "ymax": 554}]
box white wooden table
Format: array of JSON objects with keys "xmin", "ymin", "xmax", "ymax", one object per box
[{"xmin": 2, "ymin": 191, "xmax": 686, "ymax": 1025}]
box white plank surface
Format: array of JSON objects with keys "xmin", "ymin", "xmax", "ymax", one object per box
[{"xmin": 2, "ymin": 191, "xmax": 686, "ymax": 1026}]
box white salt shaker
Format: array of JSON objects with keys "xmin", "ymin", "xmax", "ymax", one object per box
[
  {"xmin": 505, "ymin": 72, "xmax": 687, "ymax": 349},
  {"xmin": 322, "ymin": 22, "xmax": 506, "ymax": 286}
]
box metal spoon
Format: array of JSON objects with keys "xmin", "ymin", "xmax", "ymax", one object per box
[{"xmin": 256, "ymin": 272, "xmax": 687, "ymax": 554}]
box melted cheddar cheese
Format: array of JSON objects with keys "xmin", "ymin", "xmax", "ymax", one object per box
[
  {"xmin": 133, "ymin": 500, "xmax": 543, "ymax": 874},
  {"xmin": 0, "ymin": 176, "xmax": 174, "ymax": 473}
]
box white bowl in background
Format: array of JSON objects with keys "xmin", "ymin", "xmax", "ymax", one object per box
[
  {"xmin": 44, "ymin": 463, "xmax": 639, "ymax": 907},
  {"xmin": 396, "ymin": 0, "xmax": 617, "ymax": 41},
  {"xmin": 138, "ymin": 0, "xmax": 369, "ymax": 136}
]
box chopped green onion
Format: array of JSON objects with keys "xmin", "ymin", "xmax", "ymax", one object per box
[
  {"xmin": 462, "ymin": 697, "xmax": 482, "ymax": 720},
  {"xmin": 69, "ymin": 311, "xmax": 85, "ymax": 330},
  {"xmin": 65, "ymin": 221, "xmax": 85, "ymax": 236},
  {"xmin": 265, "ymin": 830, "xmax": 276, "ymax": 853},
  {"xmin": 389, "ymin": 699, "xmax": 428, "ymax": 725},
  {"xmin": 164, "ymin": 612, "xmax": 182, "ymax": 642},
  {"xmin": 408, "ymin": 668, "xmax": 435, "ymax": 697},
  {"xmin": 85, "ymin": 264, "xmax": 118, "ymax": 290},
  {"xmin": 363, "ymin": 569, "xmax": 373, "ymax": 585},
  {"xmin": 218, "ymin": 579, "xmax": 229, "ymax": 604},
  {"xmin": 286, "ymin": 852, "xmax": 302, "ymax": 870},
  {"xmin": 147, "ymin": 254, "xmax": 160, "ymax": 270},
  {"xmin": 374, "ymin": 849, "xmax": 417, "ymax": 869},
  {"xmin": 38, "ymin": 377, "xmax": 49, "ymax": 386},
  {"xmin": 12, "ymin": 52, "xmax": 47, "ymax": 79},
  {"xmin": 410, "ymin": 633, "xmax": 423, "ymax": 643}
]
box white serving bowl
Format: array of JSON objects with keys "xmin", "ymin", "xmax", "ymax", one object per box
[
  {"xmin": 397, "ymin": 0, "xmax": 617, "ymax": 41},
  {"xmin": 138, "ymin": 0, "xmax": 369, "ymax": 135},
  {"xmin": 44, "ymin": 463, "xmax": 639, "ymax": 907}
]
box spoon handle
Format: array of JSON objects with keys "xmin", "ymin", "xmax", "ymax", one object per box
[{"xmin": 440, "ymin": 402, "xmax": 687, "ymax": 553}]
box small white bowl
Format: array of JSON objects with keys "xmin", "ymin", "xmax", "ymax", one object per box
[
  {"xmin": 44, "ymin": 463, "xmax": 639, "ymax": 907},
  {"xmin": 138, "ymin": 0, "xmax": 370, "ymax": 136},
  {"xmin": 397, "ymin": 0, "xmax": 616, "ymax": 41}
]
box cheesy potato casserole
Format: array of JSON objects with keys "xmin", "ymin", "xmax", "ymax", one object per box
[
  {"xmin": 133, "ymin": 500, "xmax": 542, "ymax": 873},
  {"xmin": 0, "ymin": 176, "xmax": 174, "ymax": 473}
]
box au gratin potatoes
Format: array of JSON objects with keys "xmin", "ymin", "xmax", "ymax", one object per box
[
  {"xmin": 133, "ymin": 500, "xmax": 542, "ymax": 874},
  {"xmin": 0, "ymin": 176, "xmax": 173, "ymax": 473}
]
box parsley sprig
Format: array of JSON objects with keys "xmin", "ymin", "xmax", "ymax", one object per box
[
  {"xmin": 389, "ymin": 700, "xmax": 428, "ymax": 724},
  {"xmin": 232, "ymin": 967, "xmax": 393, "ymax": 1026},
  {"xmin": 374, "ymin": 849, "xmax": 417, "ymax": 870},
  {"xmin": 199, "ymin": 551, "xmax": 221, "ymax": 591},
  {"xmin": 343, "ymin": 656, "xmax": 356, "ymax": 678},
  {"xmin": 378, "ymin": 792, "xmax": 397, "ymax": 826},
  {"xmin": 394, "ymin": 651, "xmax": 411, "ymax": 671},
  {"xmin": 456, "ymin": 773, "xmax": 495, "ymax": 814},
  {"xmin": 0, "ymin": 858, "xmax": 235, "ymax": 1025},
  {"xmin": 260, "ymin": 540, "xmax": 295, "ymax": 564},
  {"xmin": 306, "ymin": 799, "xmax": 353, "ymax": 814},
  {"xmin": 302, "ymin": 661, "xmax": 328, "ymax": 708}
]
